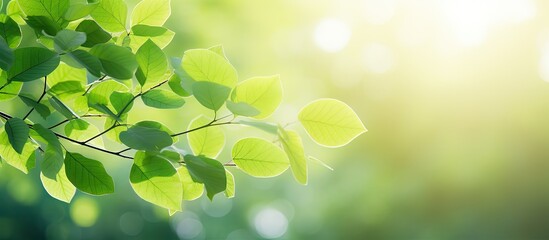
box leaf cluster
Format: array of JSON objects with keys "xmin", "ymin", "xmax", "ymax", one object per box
[{"xmin": 0, "ymin": 0, "xmax": 366, "ymax": 212}]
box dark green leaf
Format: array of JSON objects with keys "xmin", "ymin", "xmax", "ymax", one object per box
[
  {"xmin": 90, "ymin": 43, "xmax": 137, "ymax": 79},
  {"xmin": 75, "ymin": 20, "xmax": 111, "ymax": 48},
  {"xmin": 19, "ymin": 95, "xmax": 50, "ymax": 119},
  {"xmin": 0, "ymin": 14, "xmax": 22, "ymax": 48},
  {"xmin": 49, "ymin": 96, "xmax": 79, "ymax": 119},
  {"xmin": 24, "ymin": 16, "xmax": 65, "ymax": 36},
  {"xmin": 54, "ymin": 30, "xmax": 86, "ymax": 53},
  {"xmin": 184, "ymin": 155, "xmax": 226, "ymax": 200},
  {"xmin": 8, "ymin": 47, "xmax": 60, "ymax": 82},
  {"xmin": 0, "ymin": 37, "xmax": 13, "ymax": 71},
  {"xmin": 64, "ymin": 152, "xmax": 114, "ymax": 195},
  {"xmin": 119, "ymin": 125, "xmax": 173, "ymax": 151},
  {"xmin": 68, "ymin": 49, "xmax": 102, "ymax": 77},
  {"xmin": 5, "ymin": 118, "xmax": 29, "ymax": 154}
]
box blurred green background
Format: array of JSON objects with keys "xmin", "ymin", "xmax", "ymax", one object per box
[{"xmin": 4, "ymin": 0, "xmax": 549, "ymax": 239}]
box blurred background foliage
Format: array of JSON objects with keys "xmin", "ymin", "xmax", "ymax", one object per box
[{"xmin": 3, "ymin": 0, "xmax": 549, "ymax": 239}]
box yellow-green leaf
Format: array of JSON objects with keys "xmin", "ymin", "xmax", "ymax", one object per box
[
  {"xmin": 90, "ymin": 0, "xmax": 127, "ymax": 32},
  {"xmin": 278, "ymin": 127, "xmax": 307, "ymax": 185},
  {"xmin": 298, "ymin": 99, "xmax": 366, "ymax": 147},
  {"xmin": 187, "ymin": 115, "xmax": 224, "ymax": 158},
  {"xmin": 230, "ymin": 75, "xmax": 282, "ymax": 119},
  {"xmin": 177, "ymin": 166, "xmax": 204, "ymax": 201},
  {"xmin": 232, "ymin": 138, "xmax": 289, "ymax": 178},
  {"xmin": 131, "ymin": 0, "xmax": 171, "ymax": 26}
]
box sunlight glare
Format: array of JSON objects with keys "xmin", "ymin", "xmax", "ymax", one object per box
[{"xmin": 314, "ymin": 18, "xmax": 352, "ymax": 52}]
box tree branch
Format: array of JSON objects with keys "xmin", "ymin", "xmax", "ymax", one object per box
[{"xmin": 22, "ymin": 76, "xmax": 48, "ymax": 120}]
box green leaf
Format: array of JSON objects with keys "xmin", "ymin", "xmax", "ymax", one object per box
[
  {"xmin": 64, "ymin": 152, "xmax": 114, "ymax": 195},
  {"xmin": 64, "ymin": 119, "xmax": 103, "ymax": 146},
  {"xmin": 0, "ymin": 14, "xmax": 22, "ymax": 48},
  {"xmin": 177, "ymin": 166, "xmax": 204, "ymax": 201},
  {"xmin": 0, "ymin": 129, "xmax": 36, "ymax": 174},
  {"xmin": 32, "ymin": 124, "xmax": 62, "ymax": 154},
  {"xmin": 208, "ymin": 45, "xmax": 227, "ymax": 59},
  {"xmin": 90, "ymin": 0, "xmax": 128, "ymax": 32},
  {"xmin": 230, "ymin": 75, "xmax": 282, "ymax": 119},
  {"xmin": 182, "ymin": 49, "xmax": 238, "ymax": 88},
  {"xmin": 6, "ymin": 1, "xmax": 26, "ymax": 25},
  {"xmin": 54, "ymin": 30, "xmax": 86, "ymax": 53},
  {"xmin": 119, "ymin": 125, "xmax": 173, "ymax": 151},
  {"xmin": 224, "ymin": 169, "xmax": 235, "ymax": 198},
  {"xmin": 134, "ymin": 121, "xmax": 177, "ymax": 143},
  {"xmin": 48, "ymin": 81, "xmax": 85, "ymax": 100},
  {"xmin": 5, "ymin": 118, "xmax": 29, "ymax": 154},
  {"xmin": 184, "ymin": 155, "xmax": 226, "ymax": 200},
  {"xmin": 278, "ymin": 127, "xmax": 308, "ymax": 185},
  {"xmin": 87, "ymin": 80, "xmax": 128, "ymax": 106},
  {"xmin": 141, "ymin": 89, "xmax": 185, "ymax": 109},
  {"xmin": 237, "ymin": 120, "xmax": 278, "ymax": 134},
  {"xmin": 226, "ymin": 101, "xmax": 260, "ymax": 117},
  {"xmin": 19, "ymin": 95, "xmax": 50, "ymax": 119},
  {"xmin": 64, "ymin": 0, "xmax": 99, "ymax": 21},
  {"xmin": 192, "ymin": 81, "xmax": 231, "ymax": 111},
  {"xmin": 25, "ymin": 15, "xmax": 65, "ymax": 35},
  {"xmin": 187, "ymin": 115, "xmax": 224, "ymax": 158},
  {"xmin": 298, "ymin": 99, "xmax": 366, "ymax": 147},
  {"xmin": 129, "ymin": 25, "xmax": 174, "ymax": 51},
  {"xmin": 130, "ymin": 151, "xmax": 182, "ymax": 210},
  {"xmin": 75, "ymin": 20, "xmax": 111, "ymax": 48},
  {"xmin": 110, "ymin": 91, "xmax": 134, "ymax": 115},
  {"xmin": 0, "ymin": 37, "xmax": 13, "ymax": 71},
  {"xmin": 8, "ymin": 47, "xmax": 60, "ymax": 82},
  {"xmin": 131, "ymin": 0, "xmax": 170, "ymax": 26},
  {"xmin": 49, "ymin": 96, "xmax": 79, "ymax": 119},
  {"xmin": 232, "ymin": 138, "xmax": 289, "ymax": 177},
  {"xmin": 135, "ymin": 39, "xmax": 168, "ymax": 87},
  {"xmin": 47, "ymin": 62, "xmax": 87, "ymax": 87},
  {"xmin": 90, "ymin": 43, "xmax": 137, "ymax": 80},
  {"xmin": 18, "ymin": 0, "xmax": 70, "ymax": 25},
  {"xmin": 40, "ymin": 164, "xmax": 75, "ymax": 203},
  {"xmin": 67, "ymin": 50, "xmax": 102, "ymax": 77},
  {"xmin": 168, "ymin": 73, "xmax": 191, "ymax": 97},
  {"xmin": 0, "ymin": 72, "xmax": 22, "ymax": 102}
]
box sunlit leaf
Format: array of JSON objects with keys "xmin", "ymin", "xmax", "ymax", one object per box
[
  {"xmin": 64, "ymin": 152, "xmax": 114, "ymax": 195},
  {"xmin": 187, "ymin": 115, "xmax": 224, "ymax": 158},
  {"xmin": 298, "ymin": 98, "xmax": 366, "ymax": 147},
  {"xmin": 278, "ymin": 127, "xmax": 307, "ymax": 185},
  {"xmin": 64, "ymin": 0, "xmax": 99, "ymax": 21},
  {"xmin": 224, "ymin": 169, "xmax": 235, "ymax": 198},
  {"xmin": 129, "ymin": 25, "xmax": 174, "ymax": 51},
  {"xmin": 182, "ymin": 49, "xmax": 237, "ymax": 88},
  {"xmin": 232, "ymin": 138, "xmax": 289, "ymax": 177},
  {"xmin": 90, "ymin": 0, "xmax": 128, "ymax": 32},
  {"xmin": 177, "ymin": 166, "xmax": 204, "ymax": 201},
  {"xmin": 135, "ymin": 39, "xmax": 168, "ymax": 87},
  {"xmin": 130, "ymin": 151, "xmax": 182, "ymax": 210},
  {"xmin": 131, "ymin": 0, "xmax": 171, "ymax": 26},
  {"xmin": 230, "ymin": 75, "xmax": 282, "ymax": 119},
  {"xmin": 0, "ymin": 129, "xmax": 36, "ymax": 174}
]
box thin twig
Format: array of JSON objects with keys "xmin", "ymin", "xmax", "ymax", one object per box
[{"xmin": 22, "ymin": 76, "xmax": 48, "ymax": 120}]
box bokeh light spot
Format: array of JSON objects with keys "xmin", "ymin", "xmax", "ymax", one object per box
[
  {"xmin": 253, "ymin": 208, "xmax": 288, "ymax": 239},
  {"xmin": 362, "ymin": 43, "xmax": 394, "ymax": 74},
  {"xmin": 314, "ymin": 18, "xmax": 351, "ymax": 52},
  {"xmin": 119, "ymin": 212, "xmax": 144, "ymax": 236},
  {"xmin": 70, "ymin": 197, "xmax": 99, "ymax": 227}
]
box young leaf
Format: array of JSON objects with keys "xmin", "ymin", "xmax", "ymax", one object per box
[
  {"xmin": 141, "ymin": 89, "xmax": 185, "ymax": 109},
  {"xmin": 131, "ymin": 0, "xmax": 171, "ymax": 26},
  {"xmin": 230, "ymin": 75, "xmax": 282, "ymax": 119},
  {"xmin": 8, "ymin": 47, "xmax": 60, "ymax": 82},
  {"xmin": 64, "ymin": 152, "xmax": 115, "ymax": 195},
  {"xmin": 278, "ymin": 127, "xmax": 308, "ymax": 185},
  {"xmin": 54, "ymin": 30, "xmax": 87, "ymax": 53},
  {"xmin": 0, "ymin": 14, "xmax": 22, "ymax": 48},
  {"xmin": 224, "ymin": 169, "xmax": 235, "ymax": 198},
  {"xmin": 130, "ymin": 151, "xmax": 182, "ymax": 210},
  {"xmin": 5, "ymin": 118, "xmax": 29, "ymax": 154},
  {"xmin": 177, "ymin": 166, "xmax": 204, "ymax": 201},
  {"xmin": 90, "ymin": 43, "xmax": 138, "ymax": 79},
  {"xmin": 182, "ymin": 49, "xmax": 238, "ymax": 88},
  {"xmin": 187, "ymin": 115, "xmax": 225, "ymax": 158},
  {"xmin": 232, "ymin": 138, "xmax": 289, "ymax": 177},
  {"xmin": 119, "ymin": 125, "xmax": 173, "ymax": 151},
  {"xmin": 298, "ymin": 99, "xmax": 366, "ymax": 147},
  {"xmin": 192, "ymin": 81, "xmax": 231, "ymax": 111},
  {"xmin": 90, "ymin": 0, "xmax": 128, "ymax": 32},
  {"xmin": 135, "ymin": 39, "xmax": 168, "ymax": 87},
  {"xmin": 0, "ymin": 37, "xmax": 13, "ymax": 71},
  {"xmin": 75, "ymin": 20, "xmax": 111, "ymax": 48},
  {"xmin": 48, "ymin": 81, "xmax": 85, "ymax": 100},
  {"xmin": 184, "ymin": 155, "xmax": 226, "ymax": 200},
  {"xmin": 0, "ymin": 129, "xmax": 36, "ymax": 174}
]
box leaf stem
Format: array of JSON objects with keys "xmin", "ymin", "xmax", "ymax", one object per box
[{"xmin": 22, "ymin": 76, "xmax": 48, "ymax": 120}]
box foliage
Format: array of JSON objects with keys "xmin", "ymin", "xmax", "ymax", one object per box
[{"xmin": 0, "ymin": 0, "xmax": 366, "ymax": 212}]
